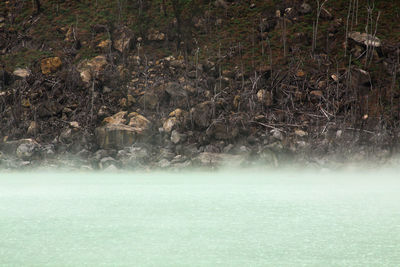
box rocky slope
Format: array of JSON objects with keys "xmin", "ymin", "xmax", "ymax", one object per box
[{"xmin": 0, "ymin": 0, "xmax": 399, "ymax": 170}]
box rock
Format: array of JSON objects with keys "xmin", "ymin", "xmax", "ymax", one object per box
[
  {"xmin": 16, "ymin": 140, "xmax": 40, "ymax": 160},
  {"xmin": 125, "ymin": 146, "xmax": 149, "ymax": 162},
  {"xmin": 223, "ymin": 144, "xmax": 234, "ymax": 153},
  {"xmin": 256, "ymin": 89, "xmax": 273, "ymax": 107},
  {"xmin": 158, "ymin": 147, "xmax": 175, "ymax": 161},
  {"xmin": 127, "ymin": 112, "xmax": 151, "ymax": 134},
  {"xmin": 191, "ymin": 101, "xmax": 214, "ymax": 128},
  {"xmin": 41, "ymin": 57, "xmax": 62, "ymax": 75},
  {"xmin": 138, "ymin": 91, "xmax": 159, "ymax": 110},
  {"xmin": 296, "ymin": 69, "xmax": 306, "ymax": 77},
  {"xmin": 165, "ymin": 82, "xmax": 188, "ymax": 98},
  {"xmin": 36, "ymin": 100, "xmax": 63, "ymax": 118},
  {"xmin": 77, "ymin": 55, "xmax": 108, "ymax": 85},
  {"xmin": 21, "ymin": 98, "xmax": 30, "ymax": 108},
  {"xmin": 113, "ymin": 26, "xmax": 134, "ymax": 53},
  {"xmin": 206, "ymin": 121, "xmax": 238, "ymax": 140},
  {"xmin": 194, "ymin": 152, "xmax": 244, "ymax": 167},
  {"xmin": 67, "ymin": 121, "xmax": 79, "ymax": 129},
  {"xmin": 348, "ymin": 32, "xmax": 381, "ymax": 47},
  {"xmin": 76, "ymin": 148, "xmax": 90, "ymax": 158},
  {"xmin": 59, "ymin": 128, "xmax": 72, "ymax": 142},
  {"xmin": 350, "ymin": 68, "xmax": 371, "ymax": 95},
  {"xmin": 97, "ymin": 39, "xmax": 112, "ymax": 50},
  {"xmin": 271, "ymin": 129, "xmax": 283, "ymax": 141},
  {"xmin": 13, "ymin": 68, "xmax": 31, "ymax": 78},
  {"xmin": 99, "ymin": 156, "xmax": 118, "ymax": 169},
  {"xmin": 299, "ymin": 2, "xmax": 311, "ymax": 14},
  {"xmin": 295, "ymin": 129, "xmax": 308, "ymax": 137},
  {"xmin": 162, "ymin": 108, "xmax": 188, "ymax": 132},
  {"xmin": 95, "ymin": 124, "xmax": 145, "ymax": 149},
  {"xmin": 98, "ymin": 105, "xmax": 110, "ymax": 118},
  {"xmin": 157, "ymin": 158, "xmax": 171, "ymax": 168},
  {"xmin": 169, "ymin": 60, "xmax": 185, "ymax": 69},
  {"xmin": 171, "ymin": 130, "xmax": 186, "ymax": 144},
  {"xmin": 147, "ymin": 29, "xmax": 165, "ymax": 41},
  {"xmin": 163, "ymin": 117, "xmax": 177, "ymax": 133},
  {"xmin": 310, "ymin": 90, "xmax": 323, "ymax": 97},
  {"xmin": 317, "ymin": 81, "xmax": 326, "ymax": 89},
  {"xmin": 96, "ymin": 111, "xmax": 151, "ymax": 149},
  {"xmin": 103, "ymin": 111, "xmax": 127, "ymax": 125},
  {"xmin": 64, "ymin": 26, "xmax": 74, "ymax": 42},
  {"xmin": 40, "ymin": 144, "xmax": 56, "ymax": 157},
  {"xmin": 27, "ymin": 121, "xmax": 38, "ymax": 136}
]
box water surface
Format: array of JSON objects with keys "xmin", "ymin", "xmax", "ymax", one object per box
[{"xmin": 1, "ymin": 170, "xmax": 399, "ymax": 266}]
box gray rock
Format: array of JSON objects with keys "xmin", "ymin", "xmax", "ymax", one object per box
[
  {"xmin": 99, "ymin": 156, "xmax": 118, "ymax": 169},
  {"xmin": 348, "ymin": 32, "xmax": 381, "ymax": 47},
  {"xmin": 157, "ymin": 158, "xmax": 171, "ymax": 168},
  {"xmin": 103, "ymin": 164, "xmax": 119, "ymax": 172},
  {"xmin": 194, "ymin": 152, "xmax": 244, "ymax": 167},
  {"xmin": 0, "ymin": 138, "xmax": 37, "ymax": 155},
  {"xmin": 40, "ymin": 144, "xmax": 56, "ymax": 157},
  {"xmin": 171, "ymin": 130, "xmax": 186, "ymax": 144},
  {"xmin": 271, "ymin": 129, "xmax": 284, "ymax": 140},
  {"xmin": 158, "ymin": 148, "xmax": 175, "ymax": 161},
  {"xmin": 16, "ymin": 141, "xmax": 40, "ymax": 160}
]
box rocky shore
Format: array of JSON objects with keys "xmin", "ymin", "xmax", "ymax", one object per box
[{"xmin": 1, "ymin": 1, "xmax": 399, "ymax": 171}]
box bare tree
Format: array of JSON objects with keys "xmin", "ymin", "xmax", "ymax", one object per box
[{"xmin": 33, "ymin": 0, "xmax": 42, "ymax": 13}]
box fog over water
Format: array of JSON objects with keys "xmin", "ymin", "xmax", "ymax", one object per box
[{"xmin": 1, "ymin": 169, "xmax": 400, "ymax": 266}]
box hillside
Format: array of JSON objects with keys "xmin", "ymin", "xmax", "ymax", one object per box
[{"xmin": 0, "ymin": 0, "xmax": 399, "ymax": 170}]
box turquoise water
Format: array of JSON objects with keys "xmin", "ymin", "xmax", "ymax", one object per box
[{"xmin": 1, "ymin": 170, "xmax": 400, "ymax": 266}]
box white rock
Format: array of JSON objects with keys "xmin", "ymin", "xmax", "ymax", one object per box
[{"xmin": 13, "ymin": 68, "xmax": 31, "ymax": 78}]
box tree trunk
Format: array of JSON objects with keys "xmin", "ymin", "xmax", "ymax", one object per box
[{"xmin": 34, "ymin": 0, "xmax": 42, "ymax": 13}]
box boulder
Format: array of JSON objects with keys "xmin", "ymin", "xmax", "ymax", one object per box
[
  {"xmin": 95, "ymin": 124, "xmax": 140, "ymax": 149},
  {"xmin": 0, "ymin": 138, "xmax": 38, "ymax": 155},
  {"xmin": 348, "ymin": 32, "xmax": 381, "ymax": 47},
  {"xmin": 171, "ymin": 130, "xmax": 186, "ymax": 144},
  {"xmin": 127, "ymin": 112, "xmax": 151, "ymax": 134},
  {"xmin": 16, "ymin": 141, "xmax": 40, "ymax": 160},
  {"xmin": 41, "ymin": 57, "xmax": 62, "ymax": 75},
  {"xmin": 191, "ymin": 101, "xmax": 214, "ymax": 128},
  {"xmin": 163, "ymin": 108, "xmax": 189, "ymax": 132},
  {"xmin": 102, "ymin": 111, "xmax": 127, "ymax": 125},
  {"xmin": 113, "ymin": 26, "xmax": 134, "ymax": 53},
  {"xmin": 96, "ymin": 111, "xmax": 151, "ymax": 149},
  {"xmin": 163, "ymin": 117, "xmax": 177, "ymax": 133},
  {"xmin": 77, "ymin": 55, "xmax": 108, "ymax": 85},
  {"xmin": 138, "ymin": 92, "xmax": 159, "ymax": 110},
  {"xmin": 165, "ymin": 82, "xmax": 187, "ymax": 98},
  {"xmin": 13, "ymin": 68, "xmax": 31, "ymax": 79}
]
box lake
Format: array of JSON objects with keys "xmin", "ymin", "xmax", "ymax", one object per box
[{"xmin": 1, "ymin": 169, "xmax": 399, "ymax": 266}]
